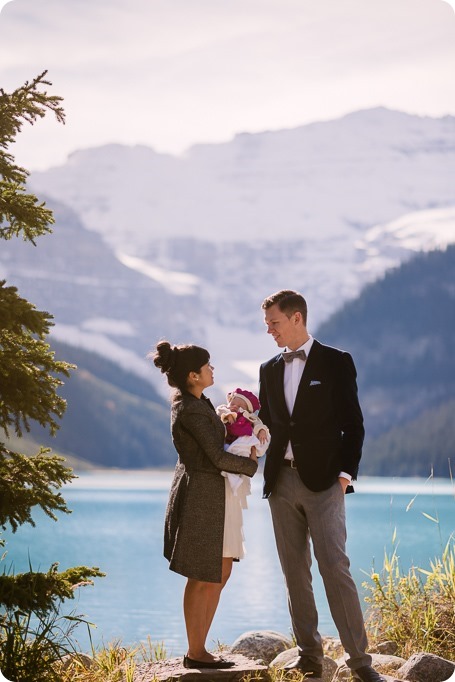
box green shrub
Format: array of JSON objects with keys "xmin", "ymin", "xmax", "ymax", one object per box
[{"xmin": 0, "ymin": 607, "xmax": 87, "ymax": 682}]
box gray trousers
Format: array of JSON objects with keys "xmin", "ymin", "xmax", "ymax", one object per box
[{"xmin": 268, "ymin": 466, "xmax": 372, "ymax": 670}]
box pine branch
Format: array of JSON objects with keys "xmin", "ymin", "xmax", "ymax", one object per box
[
  {"xmin": 0, "ymin": 448, "xmax": 75, "ymax": 532},
  {"xmin": 0, "ymin": 563, "xmax": 105, "ymax": 615},
  {"xmin": 0, "ymin": 71, "xmax": 65, "ymax": 242},
  {"xmin": 0, "ymin": 281, "xmax": 74, "ymax": 437},
  {"xmin": 0, "ymin": 181, "xmax": 55, "ymax": 243},
  {"xmin": 0, "ymin": 71, "xmax": 65, "ymax": 156}
]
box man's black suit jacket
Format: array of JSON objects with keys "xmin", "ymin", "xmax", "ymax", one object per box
[{"xmin": 259, "ymin": 339, "xmax": 365, "ymax": 498}]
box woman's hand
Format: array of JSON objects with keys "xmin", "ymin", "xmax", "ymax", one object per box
[
  {"xmin": 257, "ymin": 428, "xmax": 267, "ymax": 445},
  {"xmin": 249, "ymin": 446, "xmax": 258, "ymax": 463}
]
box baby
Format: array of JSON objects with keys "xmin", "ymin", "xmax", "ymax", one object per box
[{"xmin": 216, "ymin": 388, "xmax": 270, "ymax": 494}]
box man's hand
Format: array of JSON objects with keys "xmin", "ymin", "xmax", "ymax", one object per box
[{"xmin": 339, "ymin": 477, "xmax": 350, "ymax": 494}]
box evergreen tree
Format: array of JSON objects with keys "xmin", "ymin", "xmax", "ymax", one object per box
[{"xmin": 0, "ymin": 73, "xmax": 103, "ymax": 679}]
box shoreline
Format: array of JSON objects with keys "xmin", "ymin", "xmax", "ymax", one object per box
[{"xmin": 65, "ymin": 470, "xmax": 455, "ymax": 495}]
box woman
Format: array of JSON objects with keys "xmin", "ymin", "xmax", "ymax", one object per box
[{"xmin": 152, "ymin": 340, "xmax": 258, "ymax": 669}]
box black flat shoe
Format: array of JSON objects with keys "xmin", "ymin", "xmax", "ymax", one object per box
[{"xmin": 183, "ymin": 655, "xmax": 235, "ymax": 669}]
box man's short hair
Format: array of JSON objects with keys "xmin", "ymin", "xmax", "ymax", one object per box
[{"xmin": 261, "ymin": 289, "xmax": 308, "ymax": 324}]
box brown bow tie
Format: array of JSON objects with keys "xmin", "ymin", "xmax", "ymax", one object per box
[{"xmin": 282, "ymin": 349, "xmax": 307, "ymax": 363}]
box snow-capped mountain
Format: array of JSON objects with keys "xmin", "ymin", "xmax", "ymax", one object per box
[
  {"xmin": 15, "ymin": 107, "xmax": 455, "ymax": 400},
  {"xmin": 30, "ymin": 108, "xmax": 455, "ymax": 246}
]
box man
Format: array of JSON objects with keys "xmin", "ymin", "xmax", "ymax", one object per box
[{"xmin": 258, "ymin": 289, "xmax": 385, "ymax": 682}]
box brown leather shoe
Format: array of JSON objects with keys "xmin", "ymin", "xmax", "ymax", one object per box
[
  {"xmin": 283, "ymin": 655, "xmax": 323, "ymax": 677},
  {"xmin": 352, "ymin": 665, "xmax": 386, "ymax": 682}
]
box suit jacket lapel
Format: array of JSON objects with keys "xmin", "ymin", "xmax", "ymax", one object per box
[
  {"xmin": 271, "ymin": 354, "xmax": 290, "ymax": 418},
  {"xmin": 291, "ymin": 340, "xmax": 322, "ymax": 417}
]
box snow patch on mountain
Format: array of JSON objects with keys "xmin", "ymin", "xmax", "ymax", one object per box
[
  {"xmin": 81, "ymin": 318, "xmax": 137, "ymax": 337},
  {"xmin": 362, "ymin": 206, "xmax": 455, "ymax": 253},
  {"xmin": 117, "ymin": 252, "xmax": 200, "ymax": 295},
  {"xmin": 51, "ymin": 324, "xmax": 151, "ymax": 380},
  {"xmin": 356, "ymin": 206, "xmax": 455, "ymax": 273}
]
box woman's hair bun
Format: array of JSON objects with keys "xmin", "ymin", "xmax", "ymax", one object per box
[
  {"xmin": 153, "ymin": 340, "xmax": 176, "ymax": 374},
  {"xmin": 151, "ymin": 340, "xmax": 210, "ymax": 392}
]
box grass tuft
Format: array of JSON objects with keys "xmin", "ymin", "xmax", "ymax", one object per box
[{"xmin": 363, "ymin": 535, "xmax": 455, "ymax": 659}]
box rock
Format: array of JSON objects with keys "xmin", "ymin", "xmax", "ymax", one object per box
[
  {"xmin": 132, "ymin": 654, "xmax": 270, "ymax": 682},
  {"xmin": 397, "ymin": 652, "xmax": 455, "ymax": 682},
  {"xmin": 269, "ymin": 644, "xmax": 301, "ymax": 668},
  {"xmin": 333, "ymin": 663, "xmax": 403, "ymax": 681},
  {"xmin": 269, "ymin": 645, "xmax": 298, "ymax": 668},
  {"xmin": 333, "ymin": 653, "xmax": 406, "ymax": 682},
  {"xmin": 376, "ymin": 642, "xmax": 399, "ymax": 656},
  {"xmin": 230, "ymin": 630, "xmax": 292, "ymax": 664},
  {"xmin": 130, "ymin": 645, "xmax": 455, "ymax": 682},
  {"xmin": 322, "ymin": 636, "xmax": 343, "ymax": 658},
  {"xmin": 370, "ymin": 653, "xmax": 407, "ymax": 671},
  {"xmin": 270, "ymin": 646, "xmax": 337, "ymax": 682},
  {"xmin": 60, "ymin": 653, "xmax": 96, "ymax": 672}
]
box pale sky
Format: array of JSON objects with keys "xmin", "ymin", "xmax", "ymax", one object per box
[{"xmin": 1, "ymin": 0, "xmax": 455, "ymax": 171}]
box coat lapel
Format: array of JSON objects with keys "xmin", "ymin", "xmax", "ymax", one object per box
[
  {"xmin": 271, "ymin": 354, "xmax": 290, "ymax": 417},
  {"xmin": 291, "ymin": 340, "xmax": 322, "ymax": 417}
]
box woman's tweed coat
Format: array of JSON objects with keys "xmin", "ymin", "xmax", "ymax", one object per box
[{"xmin": 164, "ymin": 391, "xmax": 258, "ymax": 583}]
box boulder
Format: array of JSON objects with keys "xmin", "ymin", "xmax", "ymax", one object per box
[
  {"xmin": 376, "ymin": 642, "xmax": 399, "ymax": 656},
  {"xmin": 322, "ymin": 636, "xmax": 343, "ymax": 658},
  {"xmin": 60, "ymin": 653, "xmax": 96, "ymax": 672},
  {"xmin": 333, "ymin": 663, "xmax": 403, "ymax": 681},
  {"xmin": 397, "ymin": 652, "xmax": 455, "ymax": 682},
  {"xmin": 230, "ymin": 630, "xmax": 292, "ymax": 664},
  {"xmin": 129, "ymin": 643, "xmax": 455, "ymax": 682},
  {"xmin": 133, "ymin": 653, "xmax": 270, "ymax": 682},
  {"xmin": 370, "ymin": 653, "xmax": 407, "ymax": 671},
  {"xmin": 333, "ymin": 652, "xmax": 406, "ymax": 682},
  {"xmin": 270, "ymin": 646, "xmax": 337, "ymax": 682}
]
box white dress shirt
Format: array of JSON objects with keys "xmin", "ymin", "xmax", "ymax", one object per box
[{"xmin": 283, "ymin": 336, "xmax": 313, "ymax": 459}]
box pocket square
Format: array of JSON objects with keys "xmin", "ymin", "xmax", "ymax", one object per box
[{"xmin": 309, "ymin": 380, "xmax": 321, "ymax": 386}]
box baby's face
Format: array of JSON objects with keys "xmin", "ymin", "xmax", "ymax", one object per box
[{"xmin": 229, "ymin": 396, "xmax": 249, "ymax": 412}]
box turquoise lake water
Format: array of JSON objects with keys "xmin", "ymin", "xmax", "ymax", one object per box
[{"xmin": 3, "ymin": 472, "xmax": 454, "ymax": 656}]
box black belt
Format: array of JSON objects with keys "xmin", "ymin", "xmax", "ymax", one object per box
[{"xmin": 282, "ymin": 459, "xmax": 297, "ymax": 469}]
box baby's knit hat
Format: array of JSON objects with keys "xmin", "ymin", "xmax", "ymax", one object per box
[{"xmin": 228, "ymin": 388, "xmax": 260, "ymax": 413}]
